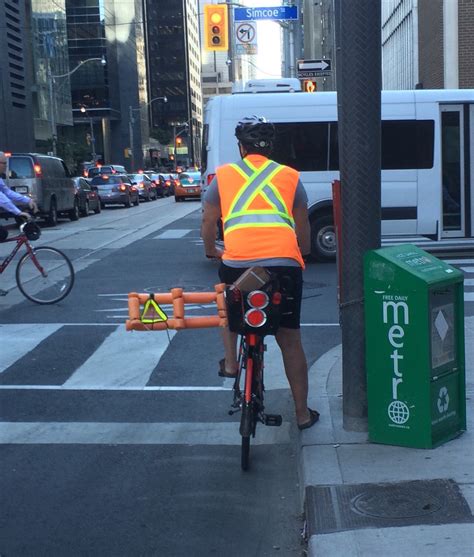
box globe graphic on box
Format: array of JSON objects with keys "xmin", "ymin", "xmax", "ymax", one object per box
[{"xmin": 388, "ymin": 400, "xmax": 410, "ymax": 424}]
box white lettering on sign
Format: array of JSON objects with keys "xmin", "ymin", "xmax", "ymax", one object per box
[
  {"xmin": 383, "ymin": 300, "xmax": 409, "ymax": 405},
  {"xmin": 246, "ymin": 7, "xmax": 280, "ymax": 18}
]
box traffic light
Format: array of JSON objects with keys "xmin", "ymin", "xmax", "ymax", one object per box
[
  {"xmin": 204, "ymin": 4, "xmax": 228, "ymax": 51},
  {"xmin": 175, "ymin": 137, "xmax": 182, "ymax": 146},
  {"xmin": 303, "ymin": 80, "xmax": 317, "ymax": 93}
]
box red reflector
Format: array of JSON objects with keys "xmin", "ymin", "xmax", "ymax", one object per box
[
  {"xmin": 247, "ymin": 290, "xmax": 269, "ymax": 309},
  {"xmin": 207, "ymin": 173, "xmax": 216, "ymax": 185},
  {"xmin": 244, "ymin": 309, "xmax": 266, "ymax": 328},
  {"xmin": 272, "ymin": 292, "xmax": 282, "ymax": 305}
]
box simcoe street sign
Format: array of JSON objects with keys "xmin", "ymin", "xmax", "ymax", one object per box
[{"xmin": 234, "ymin": 6, "xmax": 298, "ymax": 21}]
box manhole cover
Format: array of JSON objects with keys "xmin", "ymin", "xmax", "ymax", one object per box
[
  {"xmin": 305, "ymin": 479, "xmax": 474, "ymax": 536},
  {"xmin": 351, "ymin": 486, "xmax": 442, "ymax": 518}
]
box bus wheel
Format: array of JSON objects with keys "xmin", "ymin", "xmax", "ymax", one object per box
[{"xmin": 311, "ymin": 215, "xmax": 336, "ymax": 261}]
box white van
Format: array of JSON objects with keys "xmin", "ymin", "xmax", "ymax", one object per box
[
  {"xmin": 201, "ymin": 89, "xmax": 474, "ymax": 260},
  {"xmin": 6, "ymin": 153, "xmax": 78, "ymax": 226}
]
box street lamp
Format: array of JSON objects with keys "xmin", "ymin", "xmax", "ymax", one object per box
[
  {"xmin": 48, "ymin": 56, "xmax": 107, "ymax": 156},
  {"xmin": 129, "ymin": 96, "xmax": 168, "ymax": 171},
  {"xmin": 80, "ymin": 107, "xmax": 96, "ymax": 161}
]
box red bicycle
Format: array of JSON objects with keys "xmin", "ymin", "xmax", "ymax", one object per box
[{"xmin": 0, "ymin": 221, "xmax": 74, "ymax": 304}]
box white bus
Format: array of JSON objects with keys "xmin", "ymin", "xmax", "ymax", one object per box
[{"xmin": 201, "ymin": 89, "xmax": 474, "ymax": 260}]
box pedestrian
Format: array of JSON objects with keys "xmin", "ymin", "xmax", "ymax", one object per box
[
  {"xmin": 0, "ymin": 151, "xmax": 38, "ymax": 221},
  {"xmin": 201, "ymin": 116, "xmax": 319, "ymax": 430}
]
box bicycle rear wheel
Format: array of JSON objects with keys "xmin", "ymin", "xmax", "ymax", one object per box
[{"xmin": 16, "ymin": 246, "xmax": 75, "ymax": 304}]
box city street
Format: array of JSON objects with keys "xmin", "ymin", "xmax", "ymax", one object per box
[
  {"xmin": 0, "ymin": 200, "xmax": 473, "ymax": 555},
  {"xmin": 0, "ymin": 199, "xmax": 340, "ymax": 556}
]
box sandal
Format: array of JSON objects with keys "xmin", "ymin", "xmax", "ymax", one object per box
[
  {"xmin": 297, "ymin": 408, "xmax": 320, "ymax": 430},
  {"xmin": 218, "ymin": 358, "xmax": 238, "ymax": 378}
]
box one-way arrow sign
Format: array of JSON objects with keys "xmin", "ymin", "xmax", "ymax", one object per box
[{"xmin": 297, "ymin": 59, "xmax": 332, "ymax": 78}]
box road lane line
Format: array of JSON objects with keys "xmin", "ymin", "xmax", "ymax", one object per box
[
  {"xmin": 154, "ymin": 229, "xmax": 192, "ymax": 239},
  {"xmin": 0, "ymin": 324, "xmax": 62, "ymax": 374},
  {"xmin": 63, "ymin": 327, "xmax": 176, "ymax": 388},
  {"xmin": 0, "ymin": 421, "xmax": 290, "ymax": 445}
]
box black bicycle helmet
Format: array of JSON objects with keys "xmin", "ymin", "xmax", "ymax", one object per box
[
  {"xmin": 22, "ymin": 221, "xmax": 41, "ymax": 241},
  {"xmin": 235, "ymin": 115, "xmax": 275, "ymax": 149}
]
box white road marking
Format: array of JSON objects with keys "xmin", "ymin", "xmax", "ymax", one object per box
[
  {"xmin": 466, "ymin": 292, "xmax": 474, "ymax": 302},
  {"xmin": 0, "ymin": 385, "xmax": 230, "ymax": 391},
  {"xmin": 465, "ymin": 279, "xmax": 474, "ymax": 286},
  {"xmin": 63, "ymin": 327, "xmax": 176, "ymax": 388},
  {"xmin": 444, "ymin": 259, "xmax": 474, "ymax": 265},
  {"xmin": 461, "ymin": 267, "xmax": 474, "ymax": 273},
  {"xmin": 0, "ymin": 324, "xmax": 62, "ymax": 374},
  {"xmin": 154, "ymin": 229, "xmax": 192, "ymax": 239},
  {"xmin": 0, "ymin": 421, "xmax": 291, "ymax": 445}
]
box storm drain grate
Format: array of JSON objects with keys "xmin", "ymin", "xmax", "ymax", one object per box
[{"xmin": 305, "ymin": 479, "xmax": 474, "ymax": 535}]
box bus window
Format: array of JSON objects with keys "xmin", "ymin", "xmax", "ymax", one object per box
[
  {"xmin": 273, "ymin": 122, "xmax": 330, "ymax": 171},
  {"xmin": 328, "ymin": 120, "xmax": 434, "ymax": 171}
]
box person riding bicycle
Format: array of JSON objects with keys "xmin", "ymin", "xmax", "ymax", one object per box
[
  {"xmin": 201, "ymin": 115, "xmax": 319, "ymax": 430},
  {"xmin": 0, "ymin": 152, "xmax": 38, "ymax": 221}
]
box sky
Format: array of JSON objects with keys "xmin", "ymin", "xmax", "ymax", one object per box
[{"xmin": 243, "ymin": 0, "xmax": 283, "ymax": 78}]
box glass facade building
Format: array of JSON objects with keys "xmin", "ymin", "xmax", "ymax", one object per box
[{"xmin": 145, "ymin": 0, "xmax": 202, "ymax": 165}]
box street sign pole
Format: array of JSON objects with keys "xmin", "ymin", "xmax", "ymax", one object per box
[{"xmin": 336, "ymin": 0, "xmax": 382, "ymax": 431}]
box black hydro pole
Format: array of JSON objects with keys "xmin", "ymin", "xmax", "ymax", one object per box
[{"xmin": 335, "ymin": 0, "xmax": 382, "ymax": 430}]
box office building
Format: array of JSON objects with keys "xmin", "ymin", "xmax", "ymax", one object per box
[
  {"xmin": 145, "ymin": 0, "xmax": 202, "ymax": 166},
  {"xmin": 66, "ymin": 0, "xmax": 149, "ymax": 168},
  {"xmin": 0, "ymin": 0, "xmax": 35, "ymax": 151},
  {"xmin": 382, "ymin": 0, "xmax": 474, "ymax": 89}
]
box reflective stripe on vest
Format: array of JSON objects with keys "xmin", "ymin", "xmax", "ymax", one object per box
[{"xmin": 223, "ymin": 159, "xmax": 295, "ymax": 234}]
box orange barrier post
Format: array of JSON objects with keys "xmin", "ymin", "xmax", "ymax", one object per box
[{"xmin": 126, "ymin": 284, "xmax": 228, "ymax": 331}]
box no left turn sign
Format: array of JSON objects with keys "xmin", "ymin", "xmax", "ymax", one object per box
[{"xmin": 236, "ymin": 22, "xmax": 256, "ymax": 44}]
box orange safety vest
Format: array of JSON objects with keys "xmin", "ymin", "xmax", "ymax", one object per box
[{"xmin": 216, "ymin": 154, "xmax": 304, "ymax": 268}]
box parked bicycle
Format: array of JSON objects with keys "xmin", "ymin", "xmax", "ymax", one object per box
[{"xmin": 0, "ymin": 220, "xmax": 74, "ymax": 304}]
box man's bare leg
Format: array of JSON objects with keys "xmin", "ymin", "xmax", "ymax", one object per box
[
  {"xmin": 221, "ymin": 327, "xmax": 238, "ymax": 375},
  {"xmin": 275, "ymin": 327, "xmax": 311, "ymax": 425}
]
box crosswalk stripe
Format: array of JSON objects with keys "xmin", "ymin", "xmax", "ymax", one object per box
[
  {"xmin": 461, "ymin": 267, "xmax": 474, "ymax": 273},
  {"xmin": 466, "ymin": 293, "xmax": 474, "ymax": 302},
  {"xmin": 465, "ymin": 279, "xmax": 474, "ymax": 287},
  {"xmin": 154, "ymin": 229, "xmax": 192, "ymax": 239},
  {"xmin": 0, "ymin": 324, "xmax": 62, "ymax": 374},
  {"xmin": 63, "ymin": 327, "xmax": 176, "ymax": 388},
  {"xmin": 0, "ymin": 421, "xmax": 290, "ymax": 445},
  {"xmin": 444, "ymin": 259, "xmax": 474, "ymax": 265}
]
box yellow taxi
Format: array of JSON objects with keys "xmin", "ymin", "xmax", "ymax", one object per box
[{"xmin": 174, "ymin": 171, "xmax": 201, "ymax": 202}]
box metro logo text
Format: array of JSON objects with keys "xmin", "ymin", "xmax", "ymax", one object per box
[{"xmin": 383, "ymin": 297, "xmax": 409, "ymax": 401}]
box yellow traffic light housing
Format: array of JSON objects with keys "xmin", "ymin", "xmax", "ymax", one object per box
[
  {"xmin": 204, "ymin": 4, "xmax": 229, "ymax": 51},
  {"xmin": 303, "ymin": 80, "xmax": 317, "ymax": 93}
]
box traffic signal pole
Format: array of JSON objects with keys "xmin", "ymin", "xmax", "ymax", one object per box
[{"xmin": 335, "ymin": 0, "xmax": 382, "ymax": 431}]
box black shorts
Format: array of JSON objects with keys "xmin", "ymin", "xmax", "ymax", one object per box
[{"xmin": 218, "ymin": 263, "xmax": 303, "ymax": 329}]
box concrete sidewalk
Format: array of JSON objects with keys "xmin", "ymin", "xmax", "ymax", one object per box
[{"xmin": 300, "ymin": 316, "xmax": 474, "ymax": 557}]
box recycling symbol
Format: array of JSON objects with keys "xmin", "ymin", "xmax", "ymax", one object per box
[{"xmin": 437, "ymin": 386, "xmax": 449, "ymax": 413}]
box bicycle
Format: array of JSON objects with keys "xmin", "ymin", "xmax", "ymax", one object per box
[
  {"xmin": 225, "ymin": 276, "xmax": 287, "ymax": 471},
  {"xmin": 0, "ymin": 220, "xmax": 74, "ymax": 304}
]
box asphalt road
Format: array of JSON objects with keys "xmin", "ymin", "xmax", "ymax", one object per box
[
  {"xmin": 1, "ymin": 198, "xmax": 472, "ymax": 556},
  {"xmin": 0, "ymin": 199, "xmax": 341, "ymax": 557}
]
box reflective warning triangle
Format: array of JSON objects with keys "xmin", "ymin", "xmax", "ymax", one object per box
[{"xmin": 141, "ymin": 297, "xmax": 168, "ymax": 323}]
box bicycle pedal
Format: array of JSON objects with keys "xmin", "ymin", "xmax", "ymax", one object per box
[{"xmin": 264, "ymin": 414, "xmax": 282, "ymax": 426}]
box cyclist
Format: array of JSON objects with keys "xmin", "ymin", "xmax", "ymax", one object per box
[
  {"xmin": 0, "ymin": 152, "xmax": 38, "ymax": 220},
  {"xmin": 201, "ymin": 115, "xmax": 319, "ymax": 430}
]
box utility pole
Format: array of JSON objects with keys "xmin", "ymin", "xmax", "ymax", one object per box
[
  {"xmin": 335, "ymin": 0, "xmax": 382, "ymax": 431},
  {"xmin": 47, "ymin": 65, "xmax": 57, "ymax": 156},
  {"xmin": 89, "ymin": 117, "xmax": 96, "ymax": 161},
  {"xmin": 129, "ymin": 105, "xmax": 135, "ymax": 172}
]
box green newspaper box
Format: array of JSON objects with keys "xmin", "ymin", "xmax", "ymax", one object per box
[{"xmin": 364, "ymin": 244, "xmax": 466, "ymax": 448}]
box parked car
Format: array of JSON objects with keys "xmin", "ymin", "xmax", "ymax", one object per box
[
  {"xmin": 174, "ymin": 171, "xmax": 201, "ymax": 202},
  {"xmin": 4, "ymin": 153, "xmax": 78, "ymax": 226},
  {"xmin": 73, "ymin": 177, "xmax": 101, "ymax": 216},
  {"xmin": 144, "ymin": 173, "xmax": 166, "ymax": 198},
  {"xmin": 90, "ymin": 174, "xmax": 140, "ymax": 208},
  {"xmin": 87, "ymin": 164, "xmax": 127, "ymax": 178},
  {"xmin": 129, "ymin": 173, "xmax": 158, "ymax": 201}
]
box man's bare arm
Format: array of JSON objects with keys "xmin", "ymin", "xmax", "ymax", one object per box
[
  {"xmin": 293, "ymin": 205, "xmax": 311, "ymax": 256},
  {"xmin": 201, "ymin": 202, "xmax": 223, "ymax": 258}
]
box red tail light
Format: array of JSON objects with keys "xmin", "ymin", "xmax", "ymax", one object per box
[
  {"xmin": 165, "ymin": 180, "xmax": 171, "ymax": 187},
  {"xmin": 118, "ymin": 184, "xmax": 127, "ymax": 191},
  {"xmin": 247, "ymin": 290, "xmax": 269, "ymax": 309},
  {"xmin": 244, "ymin": 308, "xmax": 267, "ymax": 328},
  {"xmin": 272, "ymin": 292, "xmax": 282, "ymax": 305},
  {"xmin": 207, "ymin": 173, "xmax": 216, "ymax": 185},
  {"xmin": 34, "ymin": 164, "xmax": 42, "ymax": 176},
  {"xmin": 174, "ymin": 179, "xmax": 180, "ymax": 186}
]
